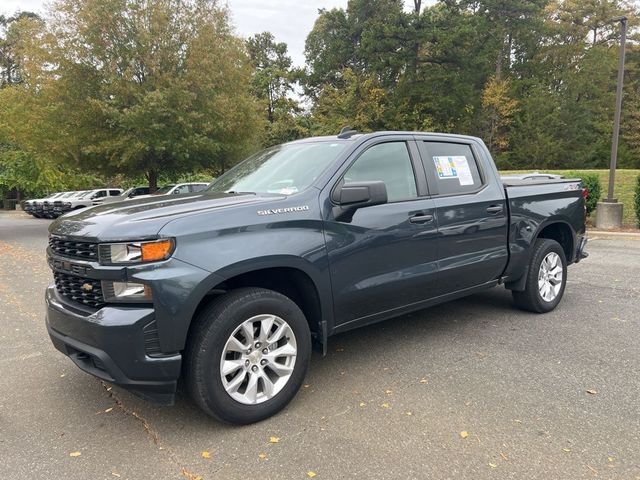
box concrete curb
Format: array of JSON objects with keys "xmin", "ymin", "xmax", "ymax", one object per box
[{"xmin": 588, "ymin": 229, "xmax": 640, "ymax": 239}]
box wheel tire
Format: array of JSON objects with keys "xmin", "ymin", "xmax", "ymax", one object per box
[
  {"xmin": 184, "ymin": 287, "xmax": 311, "ymax": 424},
  {"xmin": 512, "ymin": 238, "xmax": 567, "ymax": 313}
]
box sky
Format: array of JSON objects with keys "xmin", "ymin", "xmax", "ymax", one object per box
[{"xmin": 0, "ymin": 0, "xmax": 426, "ymax": 67}]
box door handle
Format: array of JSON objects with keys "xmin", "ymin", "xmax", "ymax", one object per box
[
  {"xmin": 409, "ymin": 214, "xmax": 434, "ymax": 224},
  {"xmin": 486, "ymin": 205, "xmax": 504, "ymax": 214}
]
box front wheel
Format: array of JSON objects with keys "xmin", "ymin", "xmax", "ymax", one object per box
[
  {"xmin": 185, "ymin": 287, "xmax": 311, "ymax": 424},
  {"xmin": 512, "ymin": 238, "xmax": 567, "ymax": 313}
]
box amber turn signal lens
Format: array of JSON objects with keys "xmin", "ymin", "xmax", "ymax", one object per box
[{"xmin": 140, "ymin": 239, "xmax": 174, "ymax": 262}]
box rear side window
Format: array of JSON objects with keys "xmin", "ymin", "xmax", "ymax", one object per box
[
  {"xmin": 109, "ymin": 190, "xmax": 120, "ymax": 196},
  {"xmin": 190, "ymin": 184, "xmax": 207, "ymax": 192},
  {"xmin": 343, "ymin": 142, "xmax": 417, "ymax": 202},
  {"xmin": 422, "ymin": 142, "xmax": 482, "ymax": 195}
]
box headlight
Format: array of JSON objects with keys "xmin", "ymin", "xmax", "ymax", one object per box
[
  {"xmin": 98, "ymin": 239, "xmax": 174, "ymax": 265},
  {"xmin": 101, "ymin": 281, "xmax": 152, "ymax": 303}
]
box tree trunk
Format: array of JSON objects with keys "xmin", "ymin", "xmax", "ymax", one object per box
[{"xmin": 146, "ymin": 169, "xmax": 158, "ymax": 193}]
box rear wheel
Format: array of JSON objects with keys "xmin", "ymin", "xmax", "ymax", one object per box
[
  {"xmin": 512, "ymin": 238, "xmax": 567, "ymax": 313},
  {"xmin": 185, "ymin": 287, "xmax": 311, "ymax": 424}
]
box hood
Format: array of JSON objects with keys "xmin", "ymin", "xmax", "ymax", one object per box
[{"xmin": 48, "ymin": 192, "xmax": 281, "ymax": 241}]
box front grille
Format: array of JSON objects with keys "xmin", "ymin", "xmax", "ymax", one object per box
[
  {"xmin": 54, "ymin": 272, "xmax": 105, "ymax": 309},
  {"xmin": 49, "ymin": 236, "xmax": 98, "ymax": 261}
]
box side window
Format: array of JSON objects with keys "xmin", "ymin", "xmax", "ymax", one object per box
[
  {"xmin": 422, "ymin": 142, "xmax": 483, "ymax": 195},
  {"xmin": 109, "ymin": 190, "xmax": 120, "ymax": 196},
  {"xmin": 175, "ymin": 185, "xmax": 190, "ymax": 194},
  {"xmin": 343, "ymin": 142, "xmax": 417, "ymax": 202},
  {"xmin": 191, "ymin": 184, "xmax": 206, "ymax": 192},
  {"xmin": 93, "ymin": 190, "xmax": 107, "ymax": 198}
]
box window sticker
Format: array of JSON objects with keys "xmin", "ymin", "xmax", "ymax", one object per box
[
  {"xmin": 433, "ymin": 156, "xmax": 474, "ymax": 186},
  {"xmin": 433, "ymin": 156, "xmax": 457, "ymax": 178}
]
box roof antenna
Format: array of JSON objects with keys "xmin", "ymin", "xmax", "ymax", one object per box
[{"xmin": 338, "ymin": 126, "xmax": 358, "ymax": 139}]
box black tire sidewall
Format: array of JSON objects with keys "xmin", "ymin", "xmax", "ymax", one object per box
[
  {"xmin": 529, "ymin": 239, "xmax": 567, "ymax": 312},
  {"xmin": 189, "ymin": 289, "xmax": 311, "ymax": 424}
]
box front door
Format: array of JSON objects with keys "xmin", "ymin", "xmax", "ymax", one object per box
[{"xmin": 323, "ymin": 138, "xmax": 439, "ymax": 328}]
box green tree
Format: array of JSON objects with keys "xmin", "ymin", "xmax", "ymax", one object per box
[
  {"xmin": 11, "ymin": 0, "xmax": 261, "ymax": 191},
  {"xmin": 246, "ymin": 32, "xmax": 307, "ymax": 146}
]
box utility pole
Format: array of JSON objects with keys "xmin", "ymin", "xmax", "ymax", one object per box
[
  {"xmin": 596, "ymin": 16, "xmax": 627, "ymax": 229},
  {"xmin": 607, "ymin": 16, "xmax": 627, "ymax": 202}
]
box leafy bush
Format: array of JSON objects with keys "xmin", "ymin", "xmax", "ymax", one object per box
[
  {"xmin": 634, "ymin": 175, "xmax": 640, "ymax": 228},
  {"xmin": 565, "ymin": 171, "xmax": 601, "ymax": 215}
]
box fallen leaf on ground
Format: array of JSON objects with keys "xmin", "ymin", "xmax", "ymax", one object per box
[
  {"xmin": 111, "ymin": 473, "xmax": 121, "ymax": 478},
  {"xmin": 69, "ymin": 451, "xmax": 81, "ymax": 457},
  {"xmin": 359, "ymin": 402, "xmax": 366, "ymax": 407},
  {"xmin": 269, "ymin": 436, "xmax": 280, "ymax": 444},
  {"xmin": 488, "ymin": 463, "xmax": 497, "ymax": 469},
  {"xmin": 563, "ymin": 448, "xmax": 571, "ymax": 453},
  {"xmin": 258, "ymin": 453, "xmax": 267, "ymax": 459},
  {"xmin": 303, "ymin": 384, "xmax": 310, "ymax": 388},
  {"xmin": 608, "ymin": 457, "xmax": 614, "ymax": 462},
  {"xmin": 60, "ymin": 374, "xmax": 65, "ymax": 378},
  {"xmin": 201, "ymin": 451, "xmax": 211, "ymax": 459},
  {"xmin": 307, "ymin": 472, "xmax": 317, "ymax": 478},
  {"xmin": 405, "ymin": 411, "xmax": 413, "ymax": 416},
  {"xmin": 500, "ymin": 452, "xmax": 508, "ymax": 461},
  {"xmin": 419, "ymin": 378, "xmax": 428, "ymax": 384},
  {"xmin": 385, "ymin": 389, "xmax": 393, "ymax": 394},
  {"xmin": 104, "ymin": 407, "xmax": 113, "ymax": 413},
  {"xmin": 381, "ymin": 403, "xmax": 390, "ymax": 409},
  {"xmin": 460, "ymin": 431, "xmax": 469, "ymax": 439},
  {"xmin": 586, "ymin": 389, "xmax": 598, "ymax": 395}
]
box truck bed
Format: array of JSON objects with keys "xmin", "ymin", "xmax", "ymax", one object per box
[{"xmin": 501, "ymin": 177, "xmax": 582, "ymax": 188}]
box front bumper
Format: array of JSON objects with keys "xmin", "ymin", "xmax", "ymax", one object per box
[{"xmin": 45, "ymin": 285, "xmax": 181, "ymax": 405}]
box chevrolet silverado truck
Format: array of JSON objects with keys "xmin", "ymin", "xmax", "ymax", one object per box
[{"xmin": 45, "ymin": 131, "xmax": 588, "ymax": 424}]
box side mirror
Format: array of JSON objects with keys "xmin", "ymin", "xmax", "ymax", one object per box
[{"xmin": 332, "ymin": 180, "xmax": 388, "ymax": 222}]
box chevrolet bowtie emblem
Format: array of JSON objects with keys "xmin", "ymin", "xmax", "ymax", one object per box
[{"xmin": 81, "ymin": 283, "xmax": 93, "ymax": 292}]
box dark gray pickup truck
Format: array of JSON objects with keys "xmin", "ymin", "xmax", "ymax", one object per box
[{"xmin": 45, "ymin": 131, "xmax": 588, "ymax": 424}]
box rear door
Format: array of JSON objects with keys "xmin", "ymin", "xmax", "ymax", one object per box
[
  {"xmin": 323, "ymin": 137, "xmax": 439, "ymax": 327},
  {"xmin": 417, "ymin": 139, "xmax": 508, "ymax": 295}
]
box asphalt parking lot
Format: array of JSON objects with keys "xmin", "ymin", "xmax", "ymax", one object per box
[{"xmin": 1, "ymin": 211, "xmax": 639, "ymax": 480}]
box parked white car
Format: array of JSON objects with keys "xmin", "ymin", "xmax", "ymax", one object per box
[
  {"xmin": 135, "ymin": 183, "xmax": 209, "ymax": 199},
  {"xmin": 27, "ymin": 192, "xmax": 69, "ymax": 218},
  {"xmin": 53, "ymin": 188, "xmax": 122, "ymax": 215},
  {"xmin": 93, "ymin": 186, "xmax": 150, "ymax": 206}
]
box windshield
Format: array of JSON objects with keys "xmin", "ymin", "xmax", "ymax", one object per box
[
  {"xmin": 152, "ymin": 185, "xmax": 175, "ymax": 195},
  {"xmin": 77, "ymin": 191, "xmax": 94, "ymax": 198},
  {"xmin": 207, "ymin": 142, "xmax": 347, "ymax": 195},
  {"xmin": 62, "ymin": 191, "xmax": 77, "ymax": 198}
]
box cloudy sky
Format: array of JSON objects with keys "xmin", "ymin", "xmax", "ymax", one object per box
[{"xmin": 1, "ymin": 0, "xmax": 426, "ymax": 66}]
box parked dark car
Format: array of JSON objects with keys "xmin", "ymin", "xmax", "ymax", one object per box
[{"xmin": 45, "ymin": 131, "xmax": 587, "ymax": 424}]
